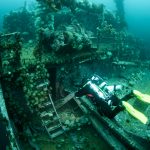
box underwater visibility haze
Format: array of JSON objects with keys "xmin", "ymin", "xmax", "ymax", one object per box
[{"xmin": 0, "ymin": 0, "xmax": 150, "ymax": 150}]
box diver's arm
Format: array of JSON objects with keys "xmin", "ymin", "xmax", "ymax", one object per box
[
  {"xmin": 111, "ymin": 104, "xmax": 125, "ymax": 118},
  {"xmin": 75, "ymin": 84, "xmax": 89, "ymax": 97}
]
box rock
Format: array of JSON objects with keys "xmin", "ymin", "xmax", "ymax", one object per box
[
  {"xmin": 61, "ymin": 67, "xmax": 65, "ymax": 71},
  {"xmin": 107, "ymin": 51, "xmax": 112, "ymax": 57},
  {"xmin": 75, "ymin": 118, "xmax": 80, "ymax": 123},
  {"xmin": 77, "ymin": 127, "xmax": 81, "ymax": 131},
  {"xmin": 49, "ymin": 113, "xmax": 53, "ymax": 117},
  {"xmin": 65, "ymin": 120, "xmax": 70, "ymax": 126},
  {"xmin": 70, "ymin": 120, "xmax": 75, "ymax": 127}
]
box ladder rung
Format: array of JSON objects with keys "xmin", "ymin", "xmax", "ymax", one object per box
[
  {"xmin": 38, "ymin": 105, "xmax": 52, "ymax": 113},
  {"xmin": 47, "ymin": 124, "xmax": 61, "ymax": 132},
  {"xmin": 38, "ymin": 101, "xmax": 51, "ymax": 109},
  {"xmin": 43, "ymin": 119, "xmax": 58, "ymax": 128},
  {"xmin": 39, "ymin": 107, "xmax": 49, "ymax": 112},
  {"xmin": 50, "ymin": 129, "xmax": 64, "ymax": 139},
  {"xmin": 43, "ymin": 117, "xmax": 59, "ymax": 126},
  {"xmin": 46, "ymin": 120, "xmax": 60, "ymax": 128},
  {"xmin": 41, "ymin": 113, "xmax": 53, "ymax": 120},
  {"xmin": 43, "ymin": 120, "xmax": 52, "ymax": 126},
  {"xmin": 40, "ymin": 111, "xmax": 50, "ymax": 118},
  {"xmin": 44, "ymin": 101, "xmax": 51, "ymax": 105}
]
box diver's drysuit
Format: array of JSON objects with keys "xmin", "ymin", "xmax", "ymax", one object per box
[
  {"xmin": 75, "ymin": 75, "xmax": 129, "ymax": 118},
  {"xmin": 75, "ymin": 75, "xmax": 149, "ymax": 124}
]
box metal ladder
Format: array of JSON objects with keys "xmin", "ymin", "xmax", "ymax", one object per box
[{"xmin": 38, "ymin": 85, "xmax": 65, "ymax": 139}]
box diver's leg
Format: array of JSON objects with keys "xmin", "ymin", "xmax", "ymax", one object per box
[
  {"xmin": 133, "ymin": 90, "xmax": 150, "ymax": 103},
  {"xmin": 121, "ymin": 91, "xmax": 134, "ymax": 101},
  {"xmin": 122, "ymin": 101, "xmax": 148, "ymax": 124}
]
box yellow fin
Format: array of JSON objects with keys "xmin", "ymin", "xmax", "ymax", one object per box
[
  {"xmin": 133, "ymin": 90, "xmax": 150, "ymax": 103},
  {"xmin": 122, "ymin": 101, "xmax": 148, "ymax": 124}
]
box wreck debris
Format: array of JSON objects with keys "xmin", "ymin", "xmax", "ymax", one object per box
[
  {"xmin": 0, "ymin": 0, "xmax": 149, "ymax": 149},
  {"xmin": 0, "ymin": 32, "xmax": 21, "ymax": 76},
  {"xmin": 3, "ymin": 7, "xmax": 35, "ymax": 41},
  {"xmin": 112, "ymin": 60, "xmax": 138, "ymax": 66}
]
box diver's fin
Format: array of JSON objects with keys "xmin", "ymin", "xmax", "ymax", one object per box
[
  {"xmin": 133, "ymin": 90, "xmax": 150, "ymax": 103},
  {"xmin": 122, "ymin": 101, "xmax": 148, "ymax": 124}
]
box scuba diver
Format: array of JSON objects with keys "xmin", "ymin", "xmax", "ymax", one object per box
[{"xmin": 75, "ymin": 74, "xmax": 150, "ymax": 124}]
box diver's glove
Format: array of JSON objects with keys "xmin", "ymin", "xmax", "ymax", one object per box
[
  {"xmin": 122, "ymin": 101, "xmax": 148, "ymax": 124},
  {"xmin": 133, "ymin": 90, "xmax": 150, "ymax": 103}
]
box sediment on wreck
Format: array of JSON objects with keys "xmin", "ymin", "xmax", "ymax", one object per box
[{"xmin": 0, "ymin": 0, "xmax": 150, "ymax": 149}]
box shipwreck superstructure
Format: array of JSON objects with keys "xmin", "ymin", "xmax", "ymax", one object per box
[{"xmin": 0, "ymin": 0, "xmax": 150, "ymax": 150}]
